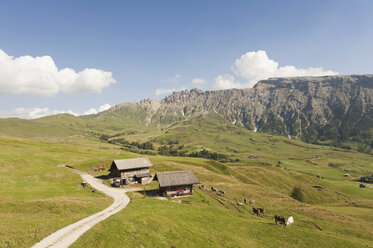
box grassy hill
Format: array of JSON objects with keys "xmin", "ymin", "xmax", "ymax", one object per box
[
  {"xmin": 0, "ymin": 112, "xmax": 372, "ymax": 247},
  {"xmin": 71, "ymin": 153, "xmax": 373, "ymax": 247},
  {"xmin": 0, "ymin": 134, "xmax": 116, "ymax": 247}
]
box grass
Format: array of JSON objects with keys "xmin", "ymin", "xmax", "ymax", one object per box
[
  {"xmin": 0, "ymin": 112, "xmax": 372, "ymax": 247},
  {"xmin": 0, "ymin": 134, "xmax": 114, "ymax": 247},
  {"xmin": 72, "ymin": 153, "xmax": 373, "ymax": 247},
  {"xmin": 71, "ymin": 190, "xmax": 372, "ymax": 248}
]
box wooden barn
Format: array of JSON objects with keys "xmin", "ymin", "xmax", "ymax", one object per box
[
  {"xmin": 156, "ymin": 170, "xmax": 200, "ymax": 197},
  {"xmin": 108, "ymin": 158, "xmax": 153, "ymax": 185}
]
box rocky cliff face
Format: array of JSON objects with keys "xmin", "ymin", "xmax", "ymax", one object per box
[{"xmin": 105, "ymin": 74, "xmax": 373, "ymax": 148}]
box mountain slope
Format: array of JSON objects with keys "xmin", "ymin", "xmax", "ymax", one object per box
[
  {"xmin": 96, "ymin": 74, "xmax": 373, "ymax": 153},
  {"xmin": 1, "ymin": 74, "xmax": 372, "ymax": 152}
]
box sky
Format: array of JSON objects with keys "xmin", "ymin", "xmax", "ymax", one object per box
[{"xmin": 0, "ymin": 0, "xmax": 373, "ymax": 118}]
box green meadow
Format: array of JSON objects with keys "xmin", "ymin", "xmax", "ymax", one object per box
[
  {"xmin": 0, "ymin": 113, "xmax": 372, "ymax": 247},
  {"xmin": 0, "ymin": 135, "xmax": 113, "ymax": 247}
]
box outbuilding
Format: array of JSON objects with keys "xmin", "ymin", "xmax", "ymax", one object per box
[
  {"xmin": 108, "ymin": 157, "xmax": 153, "ymax": 185},
  {"xmin": 156, "ymin": 170, "xmax": 200, "ymax": 197}
]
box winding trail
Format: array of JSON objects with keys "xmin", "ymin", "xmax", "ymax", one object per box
[{"xmin": 32, "ymin": 165, "xmax": 134, "ymax": 248}]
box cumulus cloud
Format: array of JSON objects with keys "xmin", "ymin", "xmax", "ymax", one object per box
[
  {"xmin": 0, "ymin": 49, "xmax": 116, "ymax": 96},
  {"xmin": 162, "ymin": 74, "xmax": 181, "ymax": 84},
  {"xmin": 83, "ymin": 103, "xmax": 112, "ymax": 115},
  {"xmin": 0, "ymin": 107, "xmax": 78, "ymax": 119},
  {"xmin": 192, "ymin": 78, "xmax": 207, "ymax": 85},
  {"xmin": 0, "ymin": 103, "xmax": 112, "ymax": 119},
  {"xmin": 155, "ymin": 86, "xmax": 186, "ymax": 96},
  {"xmin": 213, "ymin": 50, "xmax": 338, "ymax": 90},
  {"xmin": 213, "ymin": 74, "xmax": 251, "ymax": 90}
]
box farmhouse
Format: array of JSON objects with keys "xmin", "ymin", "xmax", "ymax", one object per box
[
  {"xmin": 156, "ymin": 170, "xmax": 200, "ymax": 197},
  {"xmin": 108, "ymin": 157, "xmax": 153, "ymax": 185}
]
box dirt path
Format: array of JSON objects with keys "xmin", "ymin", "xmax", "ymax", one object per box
[{"xmin": 32, "ymin": 166, "xmax": 135, "ymax": 248}]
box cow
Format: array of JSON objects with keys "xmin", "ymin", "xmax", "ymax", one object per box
[
  {"xmin": 249, "ymin": 200, "xmax": 255, "ymax": 206},
  {"xmin": 274, "ymin": 215, "xmax": 286, "ymax": 226},
  {"xmin": 211, "ymin": 187, "xmax": 217, "ymax": 192},
  {"xmin": 252, "ymin": 207, "xmax": 260, "ymax": 216},
  {"xmin": 243, "ymin": 198, "xmax": 247, "ymax": 204},
  {"xmin": 286, "ymin": 216, "xmax": 294, "ymax": 227},
  {"xmin": 258, "ymin": 208, "xmax": 265, "ymax": 215},
  {"xmin": 219, "ymin": 190, "xmax": 225, "ymax": 195}
]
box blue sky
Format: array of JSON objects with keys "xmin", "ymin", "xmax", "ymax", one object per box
[{"xmin": 0, "ymin": 0, "xmax": 372, "ymax": 118}]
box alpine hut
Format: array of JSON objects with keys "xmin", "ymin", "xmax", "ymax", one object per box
[
  {"xmin": 108, "ymin": 157, "xmax": 153, "ymax": 185},
  {"xmin": 156, "ymin": 170, "xmax": 200, "ymax": 197}
]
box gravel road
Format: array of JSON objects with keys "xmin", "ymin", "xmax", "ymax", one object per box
[{"xmin": 31, "ymin": 166, "xmax": 132, "ymax": 248}]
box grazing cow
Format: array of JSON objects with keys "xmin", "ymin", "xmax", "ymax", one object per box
[
  {"xmin": 258, "ymin": 208, "xmax": 265, "ymax": 215},
  {"xmin": 219, "ymin": 190, "xmax": 225, "ymax": 195},
  {"xmin": 249, "ymin": 200, "xmax": 255, "ymax": 206},
  {"xmin": 252, "ymin": 208, "xmax": 260, "ymax": 216},
  {"xmin": 286, "ymin": 216, "xmax": 294, "ymax": 227},
  {"xmin": 274, "ymin": 215, "xmax": 286, "ymax": 226},
  {"xmin": 211, "ymin": 187, "xmax": 217, "ymax": 192}
]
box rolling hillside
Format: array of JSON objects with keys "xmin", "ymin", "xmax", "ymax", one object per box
[
  {"xmin": 1, "ymin": 111, "xmax": 372, "ymax": 247},
  {"xmin": 0, "ymin": 75, "xmax": 373, "ymax": 247}
]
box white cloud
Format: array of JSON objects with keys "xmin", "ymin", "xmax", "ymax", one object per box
[
  {"xmin": 213, "ymin": 50, "xmax": 338, "ymax": 90},
  {"xmin": 0, "ymin": 107, "xmax": 78, "ymax": 119},
  {"xmin": 213, "ymin": 74, "xmax": 251, "ymax": 90},
  {"xmin": 83, "ymin": 103, "xmax": 112, "ymax": 115},
  {"xmin": 192, "ymin": 78, "xmax": 207, "ymax": 85},
  {"xmin": 0, "ymin": 103, "xmax": 112, "ymax": 119},
  {"xmin": 155, "ymin": 86, "xmax": 187, "ymax": 96},
  {"xmin": 162, "ymin": 74, "xmax": 181, "ymax": 84},
  {"xmin": 0, "ymin": 49, "xmax": 116, "ymax": 96}
]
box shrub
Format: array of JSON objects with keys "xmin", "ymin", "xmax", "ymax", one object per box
[
  {"xmin": 328, "ymin": 162, "xmax": 344, "ymax": 168},
  {"xmin": 291, "ymin": 186, "xmax": 304, "ymax": 202},
  {"xmin": 100, "ymin": 134, "xmax": 110, "ymax": 141}
]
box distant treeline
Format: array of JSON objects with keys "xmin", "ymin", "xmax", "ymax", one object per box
[
  {"xmin": 99, "ymin": 131, "xmax": 136, "ymax": 141},
  {"xmin": 108, "ymin": 138, "xmax": 154, "ymax": 150},
  {"xmin": 360, "ymin": 175, "xmax": 373, "ymax": 183},
  {"xmin": 158, "ymin": 145, "xmax": 230, "ymax": 162},
  {"xmin": 100, "ymin": 135, "xmax": 231, "ymax": 162}
]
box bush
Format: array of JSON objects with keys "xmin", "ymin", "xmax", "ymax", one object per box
[
  {"xmin": 291, "ymin": 186, "xmax": 304, "ymax": 202},
  {"xmin": 100, "ymin": 134, "xmax": 110, "ymax": 141},
  {"xmin": 328, "ymin": 162, "xmax": 344, "ymax": 168}
]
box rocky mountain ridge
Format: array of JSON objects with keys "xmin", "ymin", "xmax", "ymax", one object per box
[{"xmin": 103, "ymin": 74, "xmax": 373, "ymax": 151}]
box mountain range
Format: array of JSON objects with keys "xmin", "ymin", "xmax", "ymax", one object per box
[{"xmin": 91, "ymin": 74, "xmax": 373, "ymax": 153}]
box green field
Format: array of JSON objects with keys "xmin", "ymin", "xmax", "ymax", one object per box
[{"xmin": 0, "ymin": 113, "xmax": 372, "ymax": 247}]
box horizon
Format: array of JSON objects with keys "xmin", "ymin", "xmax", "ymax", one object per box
[
  {"xmin": 2, "ymin": 72, "xmax": 373, "ymax": 120},
  {"xmin": 1, "ymin": 0, "xmax": 373, "ymax": 118}
]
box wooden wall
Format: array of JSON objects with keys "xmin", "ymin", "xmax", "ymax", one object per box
[
  {"xmin": 121, "ymin": 168, "xmax": 149, "ymax": 180},
  {"xmin": 161, "ymin": 185, "xmax": 193, "ymax": 197}
]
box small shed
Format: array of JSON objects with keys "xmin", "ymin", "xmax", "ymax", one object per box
[
  {"xmin": 108, "ymin": 157, "xmax": 153, "ymax": 185},
  {"xmin": 156, "ymin": 170, "xmax": 200, "ymax": 197}
]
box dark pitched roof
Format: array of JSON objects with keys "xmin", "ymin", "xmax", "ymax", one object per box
[
  {"xmin": 112, "ymin": 157, "xmax": 153, "ymax": 170},
  {"xmin": 156, "ymin": 170, "xmax": 200, "ymax": 187}
]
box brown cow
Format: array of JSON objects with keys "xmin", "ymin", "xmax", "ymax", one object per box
[
  {"xmin": 258, "ymin": 208, "xmax": 265, "ymax": 215},
  {"xmin": 252, "ymin": 207, "xmax": 260, "ymax": 216}
]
